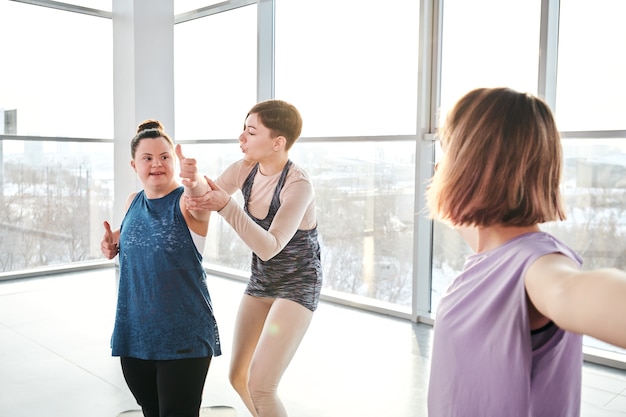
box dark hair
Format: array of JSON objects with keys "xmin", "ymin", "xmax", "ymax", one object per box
[
  {"xmin": 246, "ymin": 100, "xmax": 303, "ymax": 150},
  {"xmin": 137, "ymin": 119, "xmax": 163, "ymax": 132},
  {"xmin": 427, "ymin": 87, "xmax": 565, "ymax": 227},
  {"xmin": 130, "ymin": 119, "xmax": 174, "ymax": 158}
]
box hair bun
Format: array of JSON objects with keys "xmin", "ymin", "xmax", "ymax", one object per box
[{"xmin": 137, "ymin": 119, "xmax": 164, "ymax": 133}]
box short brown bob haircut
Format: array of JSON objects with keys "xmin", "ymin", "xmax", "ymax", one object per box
[
  {"xmin": 427, "ymin": 87, "xmax": 566, "ymax": 227},
  {"xmin": 246, "ymin": 99, "xmax": 303, "ymax": 150}
]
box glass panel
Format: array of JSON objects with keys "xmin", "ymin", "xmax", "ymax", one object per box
[
  {"xmin": 181, "ymin": 140, "xmax": 416, "ymax": 310},
  {"xmin": 431, "ymin": 138, "xmax": 626, "ymax": 359},
  {"xmin": 62, "ymin": 1, "xmax": 111, "ymax": 12},
  {"xmin": 0, "ymin": 2, "xmax": 113, "ymax": 138},
  {"xmin": 174, "ymin": 5, "xmax": 257, "ymax": 140},
  {"xmin": 439, "ymin": 0, "xmax": 541, "ymax": 120},
  {"xmin": 556, "ymin": 0, "xmax": 626, "ymax": 131},
  {"xmin": 0, "ymin": 139, "xmax": 114, "ymax": 273},
  {"xmin": 275, "ymin": 0, "xmax": 420, "ymax": 137},
  {"xmin": 175, "ymin": 1, "xmax": 224, "ymax": 15}
]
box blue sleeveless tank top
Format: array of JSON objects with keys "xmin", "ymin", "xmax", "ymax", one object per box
[{"xmin": 111, "ymin": 186, "xmax": 221, "ymax": 360}]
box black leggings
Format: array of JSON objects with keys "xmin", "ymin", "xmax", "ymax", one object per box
[{"xmin": 120, "ymin": 356, "xmax": 212, "ymax": 417}]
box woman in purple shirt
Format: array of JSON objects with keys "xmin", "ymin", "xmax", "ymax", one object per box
[{"xmin": 426, "ymin": 87, "xmax": 626, "ymax": 417}]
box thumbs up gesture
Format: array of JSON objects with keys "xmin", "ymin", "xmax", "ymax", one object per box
[
  {"xmin": 176, "ymin": 144, "xmax": 199, "ymax": 189},
  {"xmin": 101, "ymin": 220, "xmax": 120, "ymax": 259}
]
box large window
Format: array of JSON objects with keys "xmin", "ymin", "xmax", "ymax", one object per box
[
  {"xmin": 438, "ymin": 0, "xmax": 541, "ymax": 117},
  {"xmin": 0, "ymin": 139, "xmax": 113, "ymax": 273},
  {"xmin": 271, "ymin": 0, "xmax": 420, "ymax": 310},
  {"xmin": 174, "ymin": 4, "xmax": 257, "ymax": 140},
  {"xmin": 555, "ymin": 0, "xmax": 626, "ymax": 131},
  {"xmin": 0, "ymin": 1, "xmax": 113, "ymax": 138},
  {"xmin": 275, "ymin": 0, "xmax": 420, "ymax": 137},
  {"xmin": 0, "ymin": 1, "xmax": 113, "ymax": 275}
]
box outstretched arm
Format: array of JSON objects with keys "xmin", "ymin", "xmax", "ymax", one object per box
[
  {"xmin": 526, "ymin": 253, "xmax": 626, "ymax": 348},
  {"xmin": 201, "ymin": 178, "xmax": 313, "ymax": 261}
]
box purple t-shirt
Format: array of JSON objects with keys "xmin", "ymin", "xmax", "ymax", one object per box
[{"xmin": 428, "ymin": 232, "xmax": 583, "ymax": 417}]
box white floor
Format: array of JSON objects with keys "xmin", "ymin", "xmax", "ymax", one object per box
[{"xmin": 1, "ymin": 268, "xmax": 625, "ymax": 417}]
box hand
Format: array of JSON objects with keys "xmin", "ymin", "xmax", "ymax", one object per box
[
  {"xmin": 100, "ymin": 221, "xmax": 119, "ymax": 259},
  {"xmin": 176, "ymin": 144, "xmax": 198, "ymax": 189},
  {"xmin": 185, "ymin": 176, "xmax": 231, "ymax": 212}
]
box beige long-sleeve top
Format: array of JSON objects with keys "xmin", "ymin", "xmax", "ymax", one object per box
[{"xmin": 216, "ymin": 159, "xmax": 317, "ymax": 262}]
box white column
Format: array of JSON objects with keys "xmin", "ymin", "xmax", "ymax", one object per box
[{"xmin": 111, "ymin": 0, "xmax": 174, "ymax": 229}]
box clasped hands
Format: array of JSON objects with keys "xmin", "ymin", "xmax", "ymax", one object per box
[{"xmin": 176, "ymin": 144, "xmax": 230, "ymax": 212}]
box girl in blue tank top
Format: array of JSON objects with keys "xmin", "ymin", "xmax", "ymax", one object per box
[{"xmin": 100, "ymin": 120, "xmax": 221, "ymax": 417}]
